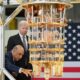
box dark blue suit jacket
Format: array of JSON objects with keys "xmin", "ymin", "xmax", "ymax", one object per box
[
  {"xmin": 7, "ymin": 34, "xmax": 29, "ymax": 67},
  {"xmin": 5, "ymin": 51, "xmax": 20, "ymax": 73}
]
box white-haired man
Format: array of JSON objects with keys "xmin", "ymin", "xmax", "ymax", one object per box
[{"xmin": 7, "ymin": 20, "xmax": 33, "ymax": 80}]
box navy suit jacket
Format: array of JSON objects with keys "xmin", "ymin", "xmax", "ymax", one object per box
[
  {"xmin": 5, "ymin": 51, "xmax": 20, "ymax": 73},
  {"xmin": 7, "ymin": 34, "xmax": 29, "ymax": 67}
]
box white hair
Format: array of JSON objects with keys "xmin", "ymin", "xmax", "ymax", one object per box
[
  {"xmin": 12, "ymin": 45, "xmax": 24, "ymax": 53},
  {"xmin": 18, "ymin": 20, "xmax": 28, "ymax": 29}
]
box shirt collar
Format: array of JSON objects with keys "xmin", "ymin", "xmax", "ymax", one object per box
[{"xmin": 19, "ymin": 32, "xmax": 26, "ymax": 38}]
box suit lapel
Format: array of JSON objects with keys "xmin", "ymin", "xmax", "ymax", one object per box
[
  {"xmin": 17, "ymin": 34, "xmax": 29, "ymax": 49},
  {"xmin": 17, "ymin": 34, "xmax": 24, "ymax": 46},
  {"xmin": 26, "ymin": 36, "xmax": 29, "ymax": 49}
]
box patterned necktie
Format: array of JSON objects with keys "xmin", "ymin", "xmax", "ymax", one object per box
[{"xmin": 23, "ymin": 36, "xmax": 27, "ymax": 51}]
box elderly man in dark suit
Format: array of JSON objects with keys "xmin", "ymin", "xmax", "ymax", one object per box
[
  {"xmin": 7, "ymin": 20, "xmax": 33, "ymax": 80},
  {"xmin": 5, "ymin": 45, "xmax": 32, "ymax": 80}
]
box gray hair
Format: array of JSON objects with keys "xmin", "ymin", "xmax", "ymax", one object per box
[
  {"xmin": 18, "ymin": 20, "xmax": 28, "ymax": 29},
  {"xmin": 12, "ymin": 45, "xmax": 24, "ymax": 52}
]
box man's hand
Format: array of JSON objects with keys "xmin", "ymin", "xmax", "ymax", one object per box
[
  {"xmin": 21, "ymin": 68, "xmax": 32, "ymax": 76},
  {"xmin": 12, "ymin": 72, "xmax": 18, "ymax": 77}
]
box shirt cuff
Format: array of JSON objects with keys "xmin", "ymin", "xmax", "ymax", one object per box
[{"xmin": 19, "ymin": 68, "xmax": 23, "ymax": 73}]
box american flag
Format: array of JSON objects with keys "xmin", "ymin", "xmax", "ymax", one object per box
[{"xmin": 33, "ymin": 22, "xmax": 80, "ymax": 80}]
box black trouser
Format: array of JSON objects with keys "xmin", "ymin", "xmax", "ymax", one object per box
[
  {"xmin": 16, "ymin": 63, "xmax": 33, "ymax": 80},
  {"xmin": 5, "ymin": 63, "xmax": 33, "ymax": 80}
]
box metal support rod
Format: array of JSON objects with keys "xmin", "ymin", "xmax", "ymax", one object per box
[
  {"xmin": 3, "ymin": 68, "xmax": 16, "ymax": 80},
  {"xmin": 4, "ymin": 5, "xmax": 23, "ymax": 27},
  {"xmin": 0, "ymin": 25, "xmax": 4, "ymax": 80},
  {"xmin": 42, "ymin": 5, "xmax": 43, "ymax": 22},
  {"xmin": 51, "ymin": 5, "xmax": 53, "ymax": 22},
  {"xmin": 32, "ymin": 5, "xmax": 34, "ymax": 40},
  {"xmin": 37, "ymin": 17, "xmax": 38, "ymax": 41}
]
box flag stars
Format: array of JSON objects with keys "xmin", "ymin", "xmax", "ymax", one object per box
[
  {"xmin": 77, "ymin": 48, "xmax": 80, "ymax": 52},
  {"xmin": 72, "ymin": 37, "xmax": 76, "ymax": 41},
  {"xmin": 77, "ymin": 25, "xmax": 80, "ymax": 29},
  {"xmin": 68, "ymin": 56, "xmax": 72, "ymax": 60},
  {"xmin": 68, "ymin": 33, "xmax": 72, "ymax": 37},
  {"xmin": 77, "ymin": 40, "xmax": 80, "ymax": 44},
  {"xmin": 77, "ymin": 56, "xmax": 80, "ymax": 60},
  {"xmin": 64, "ymin": 45, "xmax": 67, "ymax": 48},
  {"xmin": 64, "ymin": 29, "xmax": 67, "ymax": 33},
  {"xmin": 72, "ymin": 29, "xmax": 76, "ymax": 33},
  {"xmin": 77, "ymin": 33, "xmax": 80, "ymax": 37},
  {"xmin": 65, "ymin": 24, "xmax": 80, "ymax": 61},
  {"xmin": 68, "ymin": 41, "xmax": 72, "ymax": 44},
  {"xmin": 72, "ymin": 52, "xmax": 76, "ymax": 56},
  {"xmin": 72, "ymin": 45, "xmax": 76, "ymax": 48},
  {"xmin": 64, "ymin": 52, "xmax": 67, "ymax": 56},
  {"xmin": 68, "ymin": 48, "xmax": 72, "ymax": 52},
  {"xmin": 68, "ymin": 26, "xmax": 72, "ymax": 29}
]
